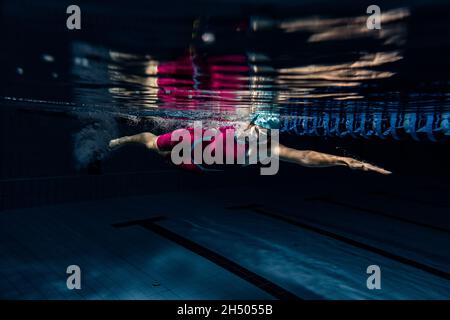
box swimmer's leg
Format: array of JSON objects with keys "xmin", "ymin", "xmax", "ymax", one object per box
[
  {"xmin": 275, "ymin": 144, "xmax": 391, "ymax": 175},
  {"xmin": 109, "ymin": 132, "xmax": 159, "ymax": 151}
]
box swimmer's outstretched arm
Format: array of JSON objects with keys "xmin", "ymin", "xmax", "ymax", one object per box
[{"xmin": 275, "ymin": 144, "xmax": 391, "ymax": 175}]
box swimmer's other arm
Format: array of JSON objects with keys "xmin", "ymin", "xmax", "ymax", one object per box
[{"xmin": 275, "ymin": 144, "xmax": 391, "ymax": 175}]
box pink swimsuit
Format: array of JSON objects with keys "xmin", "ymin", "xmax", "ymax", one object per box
[{"xmin": 156, "ymin": 126, "xmax": 248, "ymax": 171}]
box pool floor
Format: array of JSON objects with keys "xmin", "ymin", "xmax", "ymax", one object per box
[{"xmin": 0, "ymin": 182, "xmax": 449, "ymax": 299}]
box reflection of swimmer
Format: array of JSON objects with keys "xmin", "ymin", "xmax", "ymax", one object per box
[{"xmin": 108, "ymin": 123, "xmax": 391, "ymax": 174}]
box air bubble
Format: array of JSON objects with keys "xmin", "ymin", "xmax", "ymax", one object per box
[
  {"xmin": 201, "ymin": 32, "xmax": 215, "ymax": 44},
  {"xmin": 42, "ymin": 54, "xmax": 55, "ymax": 63}
]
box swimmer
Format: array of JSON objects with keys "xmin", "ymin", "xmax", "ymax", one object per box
[{"xmin": 108, "ymin": 123, "xmax": 391, "ymax": 175}]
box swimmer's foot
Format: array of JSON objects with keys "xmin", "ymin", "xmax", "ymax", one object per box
[
  {"xmin": 343, "ymin": 158, "xmax": 392, "ymax": 175},
  {"xmin": 109, "ymin": 138, "xmax": 124, "ymax": 149}
]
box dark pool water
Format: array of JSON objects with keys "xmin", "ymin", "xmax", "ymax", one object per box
[
  {"xmin": 0, "ymin": 0, "xmax": 449, "ymax": 300},
  {"xmin": 2, "ymin": 1, "xmax": 450, "ymax": 135},
  {"xmin": 1, "ymin": 1, "xmax": 449, "ymax": 173}
]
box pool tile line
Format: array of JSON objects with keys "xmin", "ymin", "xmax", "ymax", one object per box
[
  {"xmin": 227, "ymin": 204, "xmax": 450, "ymax": 281},
  {"xmin": 112, "ymin": 217, "xmax": 307, "ymax": 300}
]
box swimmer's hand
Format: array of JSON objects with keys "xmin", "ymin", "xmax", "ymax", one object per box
[{"xmin": 343, "ymin": 158, "xmax": 392, "ymax": 175}]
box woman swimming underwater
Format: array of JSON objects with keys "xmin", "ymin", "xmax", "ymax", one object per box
[{"xmin": 109, "ymin": 121, "xmax": 391, "ymax": 175}]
